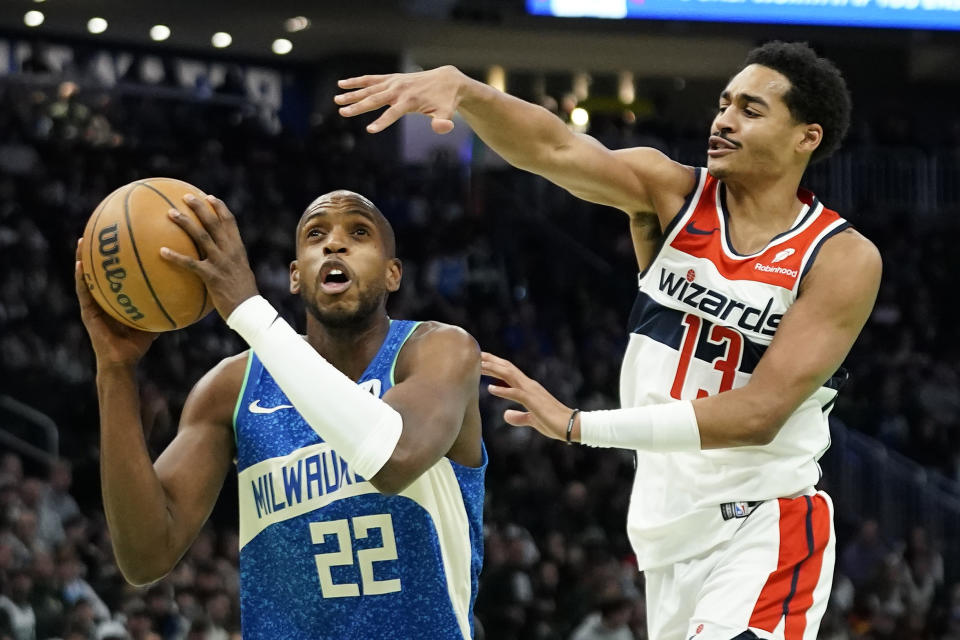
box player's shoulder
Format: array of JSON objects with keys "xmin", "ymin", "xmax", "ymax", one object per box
[
  {"xmin": 610, "ymin": 147, "xmax": 698, "ymax": 220},
  {"xmin": 407, "ymin": 321, "xmax": 480, "ymax": 359},
  {"xmin": 190, "ymin": 350, "xmax": 252, "ymax": 401},
  {"xmin": 397, "ymin": 321, "xmax": 480, "ymax": 379},
  {"xmin": 610, "ymin": 147, "xmax": 696, "ymax": 190},
  {"xmin": 804, "ymin": 227, "xmax": 882, "ymax": 292},
  {"xmin": 181, "ymin": 350, "xmax": 251, "ymax": 428},
  {"xmin": 818, "ymin": 227, "xmax": 882, "ymax": 273}
]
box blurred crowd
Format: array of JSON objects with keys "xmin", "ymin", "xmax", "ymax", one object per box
[{"xmin": 0, "ymin": 67, "xmax": 959, "ymax": 640}]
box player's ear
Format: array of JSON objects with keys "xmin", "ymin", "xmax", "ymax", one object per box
[
  {"xmin": 797, "ymin": 122, "xmax": 822, "ymax": 156},
  {"xmin": 289, "ymin": 260, "xmax": 300, "ymax": 294},
  {"xmin": 385, "ymin": 258, "xmax": 402, "ymax": 293}
]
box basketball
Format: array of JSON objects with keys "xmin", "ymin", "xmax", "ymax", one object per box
[{"xmin": 80, "ymin": 177, "xmax": 215, "ymax": 332}]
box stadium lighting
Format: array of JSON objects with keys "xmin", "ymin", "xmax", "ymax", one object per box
[
  {"xmin": 87, "ymin": 18, "xmax": 108, "ymax": 34},
  {"xmin": 570, "ymin": 107, "xmax": 590, "ymax": 127},
  {"xmin": 284, "ymin": 16, "xmax": 311, "ymax": 32},
  {"xmin": 33, "ymin": 0, "xmax": 46, "ymax": 3},
  {"xmin": 618, "ymin": 71, "xmax": 635, "ymax": 105},
  {"xmin": 211, "ymin": 32, "xmax": 232, "ymax": 48},
  {"xmin": 486, "ymin": 65, "xmax": 506, "ymax": 93},
  {"xmin": 272, "ymin": 38, "xmax": 293, "ymax": 55},
  {"xmin": 150, "ymin": 25, "xmax": 171, "ymax": 41},
  {"xmin": 24, "ymin": 11, "xmax": 44, "ymax": 27}
]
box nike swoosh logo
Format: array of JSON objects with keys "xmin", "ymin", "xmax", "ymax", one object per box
[
  {"xmin": 248, "ymin": 399, "xmax": 294, "ymax": 414},
  {"xmin": 685, "ymin": 220, "xmax": 719, "ymax": 236}
]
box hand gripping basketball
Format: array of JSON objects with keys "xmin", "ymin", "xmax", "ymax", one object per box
[
  {"xmin": 75, "ymin": 238, "xmax": 159, "ymax": 368},
  {"xmin": 481, "ymin": 352, "xmax": 576, "ymax": 442},
  {"xmin": 336, "ymin": 66, "xmax": 465, "ymax": 135},
  {"xmin": 160, "ymin": 195, "xmax": 260, "ymax": 321}
]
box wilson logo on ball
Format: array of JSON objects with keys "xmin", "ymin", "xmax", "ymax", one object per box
[
  {"xmin": 81, "ymin": 177, "xmax": 214, "ymax": 332},
  {"xmin": 97, "ymin": 223, "xmax": 145, "ymax": 322}
]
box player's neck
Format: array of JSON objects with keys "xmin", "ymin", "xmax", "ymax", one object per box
[
  {"xmin": 305, "ymin": 312, "xmax": 391, "ymax": 382},
  {"xmin": 721, "ymin": 174, "xmax": 806, "ymax": 253}
]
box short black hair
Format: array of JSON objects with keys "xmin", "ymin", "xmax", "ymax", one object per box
[
  {"xmin": 298, "ymin": 190, "xmax": 397, "ymax": 258},
  {"xmin": 743, "ymin": 41, "xmax": 851, "ymax": 165}
]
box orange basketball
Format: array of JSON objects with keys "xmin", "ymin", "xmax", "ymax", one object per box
[{"xmin": 80, "ymin": 178, "xmax": 215, "ymax": 332}]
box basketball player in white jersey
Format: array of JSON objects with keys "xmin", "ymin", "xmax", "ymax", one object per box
[{"xmin": 336, "ymin": 42, "xmax": 881, "ymax": 639}]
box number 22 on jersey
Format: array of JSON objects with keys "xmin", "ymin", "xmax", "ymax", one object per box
[
  {"xmin": 310, "ymin": 513, "xmax": 402, "ymax": 598},
  {"xmin": 670, "ymin": 313, "xmax": 744, "ymax": 400}
]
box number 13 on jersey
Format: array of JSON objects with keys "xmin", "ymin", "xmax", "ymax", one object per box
[{"xmin": 670, "ymin": 313, "xmax": 744, "ymax": 400}]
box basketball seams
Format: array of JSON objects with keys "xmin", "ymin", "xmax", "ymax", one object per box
[
  {"xmin": 125, "ymin": 183, "xmax": 178, "ymax": 330},
  {"xmin": 86, "ymin": 187, "xmax": 152, "ymax": 331},
  {"xmin": 135, "ymin": 179, "xmax": 211, "ymax": 325}
]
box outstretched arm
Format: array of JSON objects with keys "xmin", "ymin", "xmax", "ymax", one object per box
[
  {"xmin": 337, "ymin": 66, "xmax": 695, "ymax": 225},
  {"xmin": 76, "ymin": 241, "xmax": 236, "ymax": 586},
  {"xmin": 482, "ymin": 229, "xmax": 882, "ymax": 450}
]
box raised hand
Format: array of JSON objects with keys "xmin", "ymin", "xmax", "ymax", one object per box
[
  {"xmin": 160, "ymin": 195, "xmax": 259, "ymax": 321},
  {"xmin": 336, "ymin": 65, "xmax": 467, "ymax": 135},
  {"xmin": 480, "ymin": 352, "xmax": 576, "ymax": 442},
  {"xmin": 75, "ymin": 238, "xmax": 158, "ymax": 368}
]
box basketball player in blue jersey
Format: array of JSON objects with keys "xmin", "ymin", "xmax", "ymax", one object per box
[
  {"xmin": 75, "ymin": 190, "xmax": 486, "ymax": 639},
  {"xmin": 338, "ymin": 43, "xmax": 881, "ymax": 640}
]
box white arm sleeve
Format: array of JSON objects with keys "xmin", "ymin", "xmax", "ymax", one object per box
[
  {"xmin": 227, "ymin": 295, "xmax": 402, "ymax": 480},
  {"xmin": 579, "ymin": 401, "xmax": 701, "ymax": 452}
]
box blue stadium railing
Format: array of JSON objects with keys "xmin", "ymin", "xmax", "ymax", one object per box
[{"xmin": 821, "ymin": 418, "xmax": 960, "ymax": 580}]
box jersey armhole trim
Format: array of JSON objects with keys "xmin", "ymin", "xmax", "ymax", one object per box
[
  {"xmin": 638, "ymin": 167, "xmax": 706, "ymax": 282},
  {"xmin": 389, "ymin": 321, "xmax": 423, "ymax": 387},
  {"xmin": 794, "ymin": 221, "xmax": 852, "ymax": 293},
  {"xmin": 231, "ymin": 350, "xmax": 255, "ymax": 445}
]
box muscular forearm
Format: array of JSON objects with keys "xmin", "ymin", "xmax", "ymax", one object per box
[
  {"xmin": 456, "ymin": 72, "xmax": 577, "ymax": 175},
  {"xmin": 97, "ymin": 365, "xmax": 177, "ymax": 584},
  {"xmin": 227, "ymin": 296, "xmax": 403, "ymax": 487},
  {"xmin": 577, "ymin": 388, "xmax": 791, "ymax": 451}
]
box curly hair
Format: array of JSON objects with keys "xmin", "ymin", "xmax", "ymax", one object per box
[{"xmin": 743, "ymin": 41, "xmax": 852, "ymax": 165}]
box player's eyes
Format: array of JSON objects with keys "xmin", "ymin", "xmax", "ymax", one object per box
[
  {"xmin": 354, "ymin": 227, "xmax": 369, "ymax": 236},
  {"xmin": 306, "ymin": 227, "xmax": 324, "ymax": 238}
]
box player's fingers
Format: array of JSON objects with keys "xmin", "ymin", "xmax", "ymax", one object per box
[
  {"xmin": 205, "ymin": 195, "xmax": 236, "ymax": 223},
  {"xmin": 430, "ymin": 118, "xmax": 455, "ymax": 135},
  {"xmin": 338, "ymin": 75, "xmax": 389, "ymax": 90},
  {"xmin": 334, "ymin": 85, "xmax": 378, "ymax": 106},
  {"xmin": 486, "ymin": 384, "xmax": 527, "ymax": 406},
  {"xmin": 481, "ymin": 362, "xmax": 521, "ymax": 389},
  {"xmin": 503, "ymin": 409, "xmax": 533, "ymax": 427},
  {"xmin": 74, "ymin": 256, "xmax": 94, "ymax": 307},
  {"xmin": 338, "ymin": 90, "xmax": 395, "ymax": 118},
  {"xmin": 160, "ymin": 246, "xmax": 202, "ymax": 274},
  {"xmin": 481, "ymin": 353, "xmax": 529, "ymax": 387},
  {"xmin": 168, "ymin": 208, "xmax": 216, "ymax": 254},
  {"xmin": 366, "ymin": 104, "xmax": 409, "ymax": 134},
  {"xmin": 181, "ymin": 195, "xmax": 223, "ymax": 238}
]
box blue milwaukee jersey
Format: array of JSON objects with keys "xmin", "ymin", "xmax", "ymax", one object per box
[{"xmin": 233, "ymin": 319, "xmax": 486, "ymax": 639}]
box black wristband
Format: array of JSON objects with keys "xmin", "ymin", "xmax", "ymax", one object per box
[{"xmin": 566, "ymin": 408, "xmax": 581, "ymax": 445}]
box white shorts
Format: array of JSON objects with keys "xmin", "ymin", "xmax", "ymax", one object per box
[{"xmin": 644, "ymin": 491, "xmax": 835, "ymax": 640}]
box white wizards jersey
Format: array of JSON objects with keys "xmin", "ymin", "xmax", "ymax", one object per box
[{"xmin": 623, "ymin": 169, "xmax": 849, "ymax": 569}]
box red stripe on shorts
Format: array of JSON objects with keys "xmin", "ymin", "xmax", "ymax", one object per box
[
  {"xmin": 783, "ymin": 495, "xmax": 830, "ymax": 639},
  {"xmin": 748, "ymin": 495, "xmax": 829, "ymax": 636}
]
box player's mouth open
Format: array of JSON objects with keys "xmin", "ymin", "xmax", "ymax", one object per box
[
  {"xmin": 708, "ymin": 135, "xmax": 739, "ymax": 157},
  {"xmin": 319, "ymin": 261, "xmax": 353, "ymax": 294}
]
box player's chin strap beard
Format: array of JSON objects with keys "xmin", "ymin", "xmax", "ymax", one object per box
[{"xmin": 228, "ymin": 295, "xmax": 402, "ymax": 480}]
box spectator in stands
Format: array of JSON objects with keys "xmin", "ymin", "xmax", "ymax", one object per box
[
  {"xmin": 841, "ymin": 519, "xmax": 890, "ymax": 589},
  {"xmin": 0, "ymin": 568, "xmax": 36, "ymax": 640}
]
